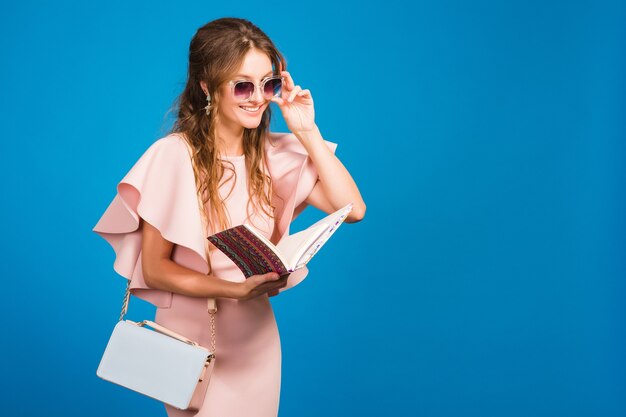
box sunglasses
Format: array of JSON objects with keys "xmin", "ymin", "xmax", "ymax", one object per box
[{"xmin": 228, "ymin": 75, "xmax": 284, "ymax": 102}]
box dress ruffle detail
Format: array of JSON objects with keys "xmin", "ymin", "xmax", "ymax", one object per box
[
  {"xmin": 93, "ymin": 132, "xmax": 337, "ymax": 306},
  {"xmin": 92, "ymin": 135, "xmax": 208, "ymax": 308}
]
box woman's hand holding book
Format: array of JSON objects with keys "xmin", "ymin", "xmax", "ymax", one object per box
[{"xmin": 235, "ymin": 272, "xmax": 290, "ymax": 301}]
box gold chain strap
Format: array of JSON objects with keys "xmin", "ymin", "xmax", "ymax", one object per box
[
  {"xmin": 119, "ymin": 279, "xmax": 131, "ymax": 322},
  {"xmin": 118, "ymin": 279, "xmax": 217, "ymax": 354},
  {"xmin": 209, "ymin": 308, "xmax": 216, "ymax": 354}
]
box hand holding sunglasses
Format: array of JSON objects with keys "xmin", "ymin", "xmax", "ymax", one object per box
[{"xmin": 269, "ymin": 70, "xmax": 316, "ymax": 135}]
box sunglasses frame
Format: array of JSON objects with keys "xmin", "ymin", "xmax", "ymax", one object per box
[{"xmin": 228, "ymin": 75, "xmax": 285, "ymax": 103}]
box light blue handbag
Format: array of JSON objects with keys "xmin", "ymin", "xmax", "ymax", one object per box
[{"xmin": 97, "ymin": 281, "xmax": 217, "ymax": 411}]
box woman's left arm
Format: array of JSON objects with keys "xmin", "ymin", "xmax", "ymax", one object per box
[
  {"xmin": 271, "ymin": 70, "xmax": 366, "ymax": 222},
  {"xmin": 295, "ymin": 124, "xmax": 366, "ymax": 223}
]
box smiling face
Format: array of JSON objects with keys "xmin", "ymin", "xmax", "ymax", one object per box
[{"xmin": 215, "ymin": 48, "xmax": 275, "ymax": 131}]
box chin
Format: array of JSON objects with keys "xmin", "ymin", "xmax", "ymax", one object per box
[
  {"xmin": 236, "ymin": 108, "xmax": 266, "ymax": 128},
  {"xmin": 240, "ymin": 120, "xmax": 262, "ymax": 130}
]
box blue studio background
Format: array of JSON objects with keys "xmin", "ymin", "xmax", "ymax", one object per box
[{"xmin": 1, "ymin": 1, "xmax": 624, "ymax": 416}]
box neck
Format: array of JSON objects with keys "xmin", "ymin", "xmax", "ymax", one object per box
[{"xmin": 215, "ymin": 119, "xmax": 245, "ymax": 156}]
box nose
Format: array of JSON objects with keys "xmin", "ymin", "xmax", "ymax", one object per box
[{"xmin": 249, "ymin": 83, "xmax": 265, "ymax": 103}]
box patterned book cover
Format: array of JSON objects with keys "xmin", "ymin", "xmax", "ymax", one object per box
[{"xmin": 207, "ymin": 225, "xmax": 290, "ymax": 278}]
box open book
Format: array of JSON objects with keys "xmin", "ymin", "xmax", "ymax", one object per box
[{"xmin": 207, "ymin": 202, "xmax": 353, "ymax": 278}]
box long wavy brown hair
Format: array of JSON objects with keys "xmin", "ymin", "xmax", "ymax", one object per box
[{"xmin": 167, "ymin": 17, "xmax": 287, "ymax": 275}]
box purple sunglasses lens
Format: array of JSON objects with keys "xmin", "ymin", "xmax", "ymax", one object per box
[
  {"xmin": 234, "ymin": 81, "xmax": 255, "ymax": 100},
  {"xmin": 264, "ymin": 78, "xmax": 282, "ymax": 97}
]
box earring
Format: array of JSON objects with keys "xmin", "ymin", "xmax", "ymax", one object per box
[{"xmin": 203, "ymin": 91, "xmax": 212, "ymax": 115}]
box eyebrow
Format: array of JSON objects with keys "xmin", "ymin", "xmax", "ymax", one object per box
[{"xmin": 234, "ymin": 70, "xmax": 274, "ymax": 79}]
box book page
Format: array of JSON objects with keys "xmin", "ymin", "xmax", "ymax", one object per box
[
  {"xmin": 293, "ymin": 204, "xmax": 352, "ymax": 269},
  {"xmin": 276, "ymin": 203, "xmax": 353, "ymax": 270},
  {"xmin": 276, "ymin": 225, "xmax": 327, "ymax": 270}
]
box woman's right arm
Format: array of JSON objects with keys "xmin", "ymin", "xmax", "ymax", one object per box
[{"xmin": 141, "ymin": 219, "xmax": 286, "ymax": 299}]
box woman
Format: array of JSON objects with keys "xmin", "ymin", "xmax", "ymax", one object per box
[{"xmin": 93, "ymin": 17, "xmax": 366, "ymax": 416}]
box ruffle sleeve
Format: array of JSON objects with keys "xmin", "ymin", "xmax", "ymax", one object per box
[
  {"xmin": 92, "ymin": 134, "xmax": 209, "ymax": 308},
  {"xmin": 264, "ymin": 132, "xmax": 338, "ymax": 296}
]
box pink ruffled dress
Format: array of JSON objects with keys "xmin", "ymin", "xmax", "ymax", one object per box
[{"xmin": 93, "ymin": 132, "xmax": 337, "ymax": 416}]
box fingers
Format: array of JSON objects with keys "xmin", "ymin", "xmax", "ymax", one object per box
[
  {"xmin": 279, "ymin": 71, "xmax": 310, "ymax": 104},
  {"xmin": 251, "ymin": 272, "xmax": 282, "ymax": 285},
  {"xmin": 242, "ymin": 273, "xmax": 288, "ymax": 300},
  {"xmin": 270, "ymin": 96, "xmax": 284, "ymax": 106},
  {"xmin": 245, "ymin": 272, "xmax": 289, "ymax": 295},
  {"xmin": 281, "ymin": 70, "xmax": 294, "ymax": 90},
  {"xmin": 271, "ymin": 88, "xmax": 308, "ymax": 106},
  {"xmin": 267, "ymin": 279, "xmax": 287, "ymax": 298},
  {"xmin": 262, "ymin": 272, "xmax": 280, "ymax": 281},
  {"xmin": 262, "ymin": 275, "xmax": 288, "ymax": 288},
  {"xmin": 287, "ymin": 85, "xmax": 302, "ymax": 103},
  {"xmin": 247, "ymin": 272, "xmax": 275, "ymax": 289},
  {"xmin": 258, "ymin": 275, "xmax": 288, "ymax": 291}
]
